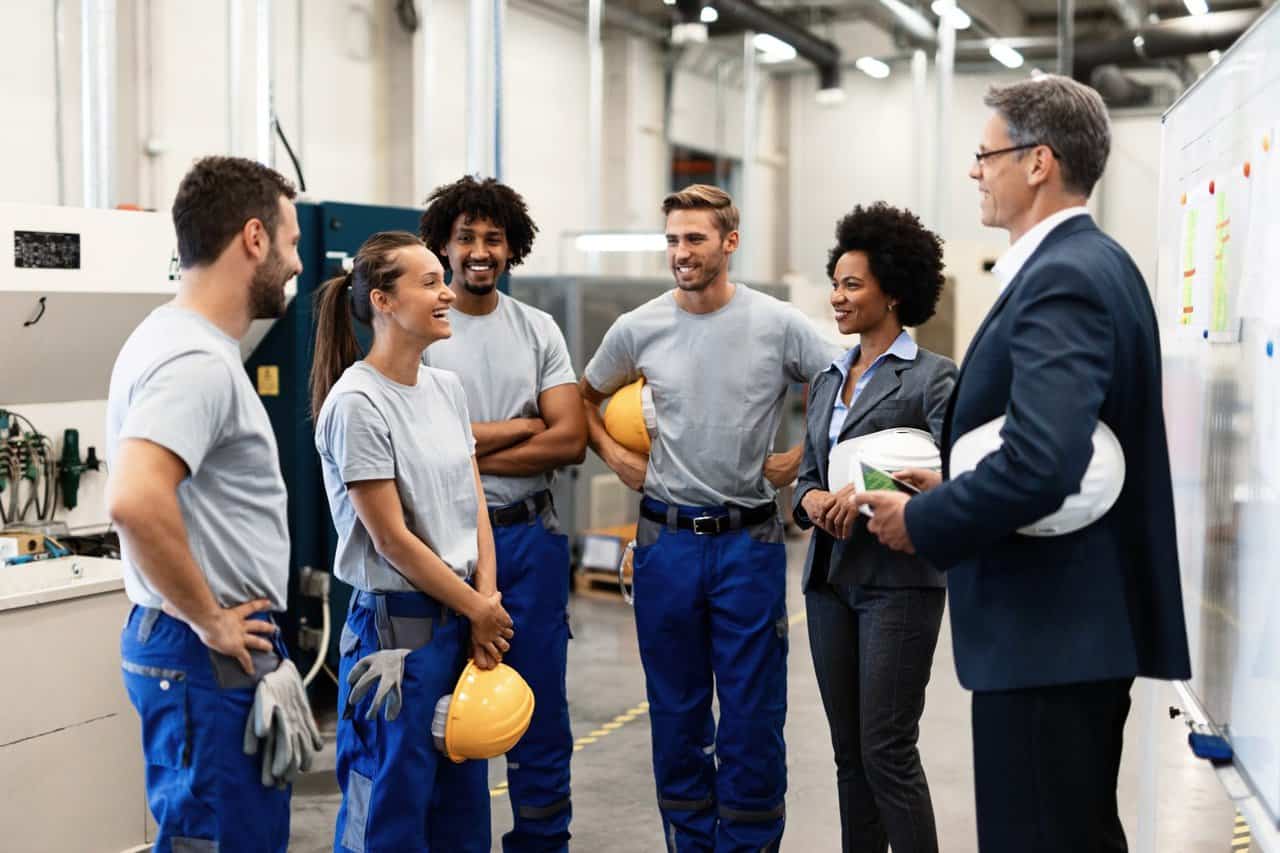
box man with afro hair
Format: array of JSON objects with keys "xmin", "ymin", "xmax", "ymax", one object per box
[{"xmin": 420, "ymin": 175, "xmax": 586, "ymax": 853}]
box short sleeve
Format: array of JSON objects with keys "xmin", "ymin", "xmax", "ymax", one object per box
[
  {"xmin": 538, "ymin": 316, "xmax": 578, "ymax": 393},
  {"xmin": 784, "ymin": 305, "xmax": 841, "ymax": 384},
  {"xmin": 118, "ymin": 351, "xmax": 234, "ymax": 476},
  {"xmin": 583, "ymin": 317, "xmax": 637, "ymax": 396},
  {"xmin": 324, "ymin": 392, "xmax": 396, "ymax": 483}
]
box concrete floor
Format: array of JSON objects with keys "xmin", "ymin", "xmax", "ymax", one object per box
[{"xmin": 290, "ymin": 537, "xmax": 1237, "ymax": 851}]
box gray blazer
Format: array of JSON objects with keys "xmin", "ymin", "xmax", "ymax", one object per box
[{"xmin": 792, "ymin": 346, "xmax": 957, "ymax": 591}]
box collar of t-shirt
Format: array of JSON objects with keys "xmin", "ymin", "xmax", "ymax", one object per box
[
  {"xmin": 992, "ymin": 206, "xmax": 1090, "ymax": 291},
  {"xmin": 827, "ymin": 329, "xmax": 917, "ymax": 453}
]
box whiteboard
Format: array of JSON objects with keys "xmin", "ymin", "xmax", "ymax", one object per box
[{"xmin": 1156, "ymin": 3, "xmax": 1280, "ymax": 826}]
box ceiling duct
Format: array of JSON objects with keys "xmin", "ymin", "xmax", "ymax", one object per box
[
  {"xmin": 1089, "ymin": 64, "xmax": 1156, "ymax": 107},
  {"xmin": 675, "ymin": 0, "xmax": 842, "ymax": 94},
  {"xmin": 1072, "ymin": 8, "xmax": 1261, "ymax": 82}
]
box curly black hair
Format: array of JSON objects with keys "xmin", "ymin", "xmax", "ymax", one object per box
[
  {"xmin": 419, "ymin": 176, "xmax": 538, "ymax": 271},
  {"xmin": 825, "ymin": 202, "xmax": 945, "ymax": 328}
]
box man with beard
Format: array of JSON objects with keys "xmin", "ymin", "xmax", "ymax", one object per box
[
  {"xmin": 419, "ymin": 175, "xmax": 586, "ymax": 853},
  {"xmin": 106, "ymin": 156, "xmax": 320, "ymax": 852},
  {"xmin": 581, "ymin": 184, "xmax": 839, "ymax": 852}
]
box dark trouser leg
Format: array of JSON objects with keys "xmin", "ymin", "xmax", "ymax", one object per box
[
  {"xmin": 494, "ymin": 518, "xmax": 574, "ymax": 853},
  {"xmin": 708, "ymin": 522, "xmax": 789, "ymax": 853},
  {"xmin": 851, "ymin": 585, "xmax": 944, "ymax": 853},
  {"xmin": 805, "ymin": 583, "xmax": 887, "ymax": 853},
  {"xmin": 972, "ymin": 679, "xmax": 1134, "ymax": 853},
  {"xmin": 634, "ymin": 526, "xmax": 717, "ymax": 853}
]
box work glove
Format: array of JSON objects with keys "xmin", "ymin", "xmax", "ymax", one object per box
[
  {"xmin": 243, "ymin": 659, "xmax": 325, "ymax": 788},
  {"xmin": 345, "ymin": 648, "xmax": 410, "ymax": 722}
]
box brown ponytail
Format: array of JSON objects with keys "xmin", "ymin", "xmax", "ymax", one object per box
[{"xmin": 309, "ymin": 231, "xmax": 426, "ymax": 420}]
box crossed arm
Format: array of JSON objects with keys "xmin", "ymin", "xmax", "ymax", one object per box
[{"xmin": 472, "ymin": 384, "xmax": 587, "ymax": 478}]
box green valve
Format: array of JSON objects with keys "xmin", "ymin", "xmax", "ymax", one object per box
[{"xmin": 60, "ymin": 428, "xmax": 84, "ymax": 511}]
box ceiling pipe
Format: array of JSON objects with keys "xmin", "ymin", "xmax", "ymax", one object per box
[
  {"xmin": 1072, "ymin": 8, "xmax": 1260, "ymax": 80},
  {"xmin": 677, "ymin": 0, "xmax": 842, "ymax": 93}
]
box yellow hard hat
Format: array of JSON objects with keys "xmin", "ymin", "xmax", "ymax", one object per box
[
  {"xmin": 433, "ymin": 660, "xmax": 535, "ymax": 763},
  {"xmin": 603, "ymin": 377, "xmax": 657, "ymax": 454}
]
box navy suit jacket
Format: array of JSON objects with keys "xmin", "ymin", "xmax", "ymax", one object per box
[{"xmin": 905, "ymin": 215, "xmax": 1192, "ymax": 692}]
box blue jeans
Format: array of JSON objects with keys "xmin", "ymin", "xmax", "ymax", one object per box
[
  {"xmin": 334, "ymin": 590, "xmax": 490, "ymax": 852},
  {"xmin": 492, "ymin": 505, "xmax": 574, "ymax": 853},
  {"xmin": 120, "ymin": 605, "xmax": 291, "ymax": 853},
  {"xmin": 633, "ymin": 498, "xmax": 789, "ymax": 853}
]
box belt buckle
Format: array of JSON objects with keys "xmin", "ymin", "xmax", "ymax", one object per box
[{"xmin": 691, "ymin": 515, "xmax": 721, "ymax": 535}]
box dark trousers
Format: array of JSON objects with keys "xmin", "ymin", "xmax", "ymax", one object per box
[
  {"xmin": 972, "ymin": 678, "xmax": 1133, "ymax": 853},
  {"xmin": 805, "ymin": 583, "xmax": 945, "ymax": 853}
]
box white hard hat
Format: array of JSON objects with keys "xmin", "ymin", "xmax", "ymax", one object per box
[
  {"xmin": 949, "ymin": 416, "xmax": 1125, "ymax": 537},
  {"xmin": 829, "ymin": 427, "xmax": 941, "ymax": 492}
]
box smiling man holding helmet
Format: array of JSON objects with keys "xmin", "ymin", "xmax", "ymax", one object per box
[
  {"xmin": 581, "ymin": 184, "xmax": 839, "ymax": 853},
  {"xmin": 854, "ymin": 76, "xmax": 1191, "ymax": 852}
]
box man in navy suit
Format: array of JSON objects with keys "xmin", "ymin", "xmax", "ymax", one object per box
[{"xmin": 855, "ymin": 75, "xmax": 1191, "ymax": 852}]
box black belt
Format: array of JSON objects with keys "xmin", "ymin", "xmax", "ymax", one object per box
[
  {"xmin": 489, "ymin": 490, "xmax": 552, "ymax": 527},
  {"xmin": 640, "ymin": 501, "xmax": 776, "ymax": 535}
]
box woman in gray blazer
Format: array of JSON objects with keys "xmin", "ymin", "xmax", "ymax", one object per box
[{"xmin": 792, "ymin": 203, "xmax": 956, "ymax": 853}]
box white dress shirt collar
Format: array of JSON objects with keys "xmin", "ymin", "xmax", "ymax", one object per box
[{"xmin": 992, "ymin": 206, "xmax": 1091, "ymax": 291}]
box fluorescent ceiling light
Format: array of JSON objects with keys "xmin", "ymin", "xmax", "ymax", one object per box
[
  {"xmin": 663, "ymin": 0, "xmax": 676, "ymax": 5},
  {"xmin": 988, "ymin": 41, "xmax": 1024, "ymax": 69},
  {"xmin": 671, "ymin": 22, "xmax": 708, "ymax": 44},
  {"xmin": 574, "ymin": 233, "xmax": 667, "ymax": 253},
  {"xmin": 753, "ymin": 33, "xmax": 797, "ymax": 63},
  {"xmin": 855, "ymin": 56, "xmax": 891, "ymax": 79},
  {"xmin": 1183, "ymin": 0, "xmax": 1208, "ymax": 15},
  {"xmin": 930, "ymin": 0, "xmax": 971, "ymax": 30},
  {"xmin": 877, "ymin": 0, "xmax": 936, "ymax": 40},
  {"xmin": 700, "ymin": 6, "xmax": 719, "ymax": 23}
]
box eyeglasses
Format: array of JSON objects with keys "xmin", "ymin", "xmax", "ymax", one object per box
[{"xmin": 973, "ymin": 142, "xmax": 1058, "ymax": 165}]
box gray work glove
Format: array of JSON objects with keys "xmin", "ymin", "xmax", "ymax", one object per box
[
  {"xmin": 345, "ymin": 649, "xmax": 410, "ymax": 722},
  {"xmin": 243, "ymin": 659, "xmax": 325, "ymax": 788}
]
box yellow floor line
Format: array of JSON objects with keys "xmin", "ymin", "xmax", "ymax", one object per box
[
  {"xmin": 1233, "ymin": 812, "xmax": 1251, "ymax": 852},
  {"xmin": 488, "ymin": 611, "xmax": 807, "ymax": 798}
]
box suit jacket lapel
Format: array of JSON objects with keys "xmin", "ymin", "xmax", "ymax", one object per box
[
  {"xmin": 945, "ymin": 214, "xmax": 1100, "ymax": 455},
  {"xmin": 807, "ymin": 369, "xmax": 842, "ymax": 485},
  {"xmin": 838, "ymin": 359, "xmax": 906, "ymax": 441}
]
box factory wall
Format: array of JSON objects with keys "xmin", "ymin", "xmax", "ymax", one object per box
[
  {"xmin": 1, "ymin": 4, "xmax": 1159, "ymax": 289},
  {"xmin": 784, "ymin": 46, "xmax": 1163, "ymax": 358}
]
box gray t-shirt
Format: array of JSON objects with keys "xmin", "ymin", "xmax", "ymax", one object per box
[
  {"xmin": 315, "ymin": 362, "xmax": 479, "ymax": 593},
  {"xmin": 106, "ymin": 305, "xmax": 290, "ymax": 610},
  {"xmin": 584, "ymin": 284, "xmax": 840, "ymax": 507},
  {"xmin": 422, "ymin": 292, "xmax": 577, "ymax": 507}
]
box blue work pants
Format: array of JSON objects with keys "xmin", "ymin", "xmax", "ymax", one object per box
[
  {"xmin": 491, "ymin": 502, "xmax": 574, "ymax": 853},
  {"xmin": 632, "ymin": 499, "xmax": 790, "ymax": 853},
  {"xmin": 120, "ymin": 605, "xmax": 291, "ymax": 853},
  {"xmin": 334, "ymin": 590, "xmax": 490, "ymax": 853}
]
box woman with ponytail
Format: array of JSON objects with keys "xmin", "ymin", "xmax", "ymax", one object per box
[{"xmin": 310, "ymin": 231, "xmax": 514, "ymax": 852}]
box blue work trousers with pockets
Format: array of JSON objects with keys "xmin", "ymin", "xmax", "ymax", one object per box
[
  {"xmin": 632, "ymin": 498, "xmax": 790, "ymax": 853},
  {"xmin": 120, "ymin": 605, "xmax": 291, "ymax": 853},
  {"xmin": 334, "ymin": 590, "xmax": 490, "ymax": 853},
  {"xmin": 491, "ymin": 500, "xmax": 574, "ymax": 853}
]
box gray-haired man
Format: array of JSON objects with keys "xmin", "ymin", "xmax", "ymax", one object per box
[{"xmin": 857, "ymin": 76, "xmax": 1191, "ymax": 852}]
